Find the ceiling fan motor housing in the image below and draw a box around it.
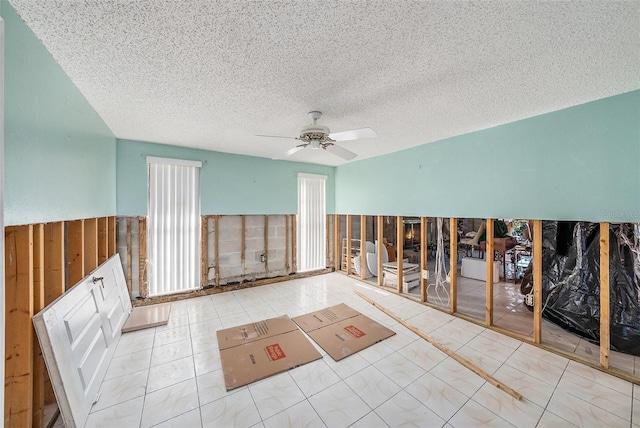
[299,124,332,143]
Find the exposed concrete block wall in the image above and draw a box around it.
[208,215,292,285]
[217,215,243,279]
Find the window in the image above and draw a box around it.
[297,173,326,272]
[147,157,201,296]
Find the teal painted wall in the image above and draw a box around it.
[336,90,640,222]
[117,139,335,215]
[2,1,116,226]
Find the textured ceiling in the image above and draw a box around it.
[9,0,640,166]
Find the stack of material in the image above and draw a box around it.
[383,261,420,292]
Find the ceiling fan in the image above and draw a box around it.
[258,111,377,161]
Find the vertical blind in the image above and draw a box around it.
[147,157,202,296]
[297,173,326,272]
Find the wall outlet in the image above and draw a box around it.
[422,269,429,279]
[260,254,266,262]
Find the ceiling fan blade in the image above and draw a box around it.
[325,144,357,161]
[328,127,377,142]
[272,145,306,160]
[256,134,297,139]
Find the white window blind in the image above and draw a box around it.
[147,157,202,296]
[297,173,326,272]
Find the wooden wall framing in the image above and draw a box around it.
[6,214,631,425]
[4,216,117,428]
[396,216,403,293]
[201,217,208,287]
[419,217,427,302]
[533,219,543,344]
[449,217,458,312]
[377,216,384,287]
[5,225,34,427]
[485,218,494,326]
[600,222,610,369]
[360,215,367,280]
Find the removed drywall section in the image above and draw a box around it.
[217,215,243,279]
[116,217,140,298]
[335,90,640,222]
[207,215,290,286]
[2,2,116,226]
[116,139,336,217]
[119,214,299,296]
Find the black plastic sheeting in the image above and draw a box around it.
[541,221,640,356]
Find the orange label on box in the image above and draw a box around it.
[344,325,366,338]
[265,344,286,361]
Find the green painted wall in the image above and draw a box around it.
[2,1,116,226]
[336,90,640,222]
[117,139,335,215]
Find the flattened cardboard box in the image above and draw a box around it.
[217,315,297,350]
[293,304,395,361]
[217,316,322,391]
[291,303,360,332]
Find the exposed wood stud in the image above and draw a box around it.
[67,219,85,286]
[334,215,340,271]
[32,224,45,428]
[98,217,109,265]
[533,219,543,344]
[377,216,384,287]
[285,215,290,273]
[346,215,352,275]
[201,216,208,287]
[355,290,522,401]
[108,216,117,257]
[241,215,246,273]
[214,215,220,287]
[360,215,367,280]
[138,217,148,297]
[485,218,494,326]
[396,216,403,293]
[600,222,610,369]
[43,222,64,404]
[84,217,98,274]
[292,214,297,272]
[449,217,458,312]
[44,222,65,304]
[264,215,269,271]
[126,218,132,297]
[326,214,331,268]
[420,217,427,303]
[5,225,34,427]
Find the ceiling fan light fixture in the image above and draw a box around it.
[259,110,374,161]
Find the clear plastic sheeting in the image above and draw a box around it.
[541,221,640,356]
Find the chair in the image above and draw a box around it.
[366,242,389,277]
[459,222,485,258]
[354,241,376,278]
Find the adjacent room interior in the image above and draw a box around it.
[2,1,639,427]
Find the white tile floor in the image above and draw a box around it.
[55,272,639,427]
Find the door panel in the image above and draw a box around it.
[33,255,132,428]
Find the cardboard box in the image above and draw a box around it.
[217,316,322,391]
[217,315,298,350]
[293,304,395,361]
[291,303,360,332]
